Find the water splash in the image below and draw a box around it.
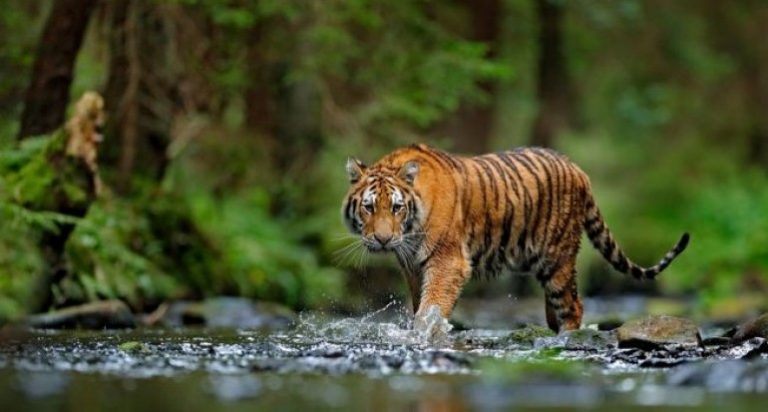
[288,301,452,347]
[414,305,453,346]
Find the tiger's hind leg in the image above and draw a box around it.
[538,260,583,332]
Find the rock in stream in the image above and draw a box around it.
[616,315,701,349]
[731,313,768,343]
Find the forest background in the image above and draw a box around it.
[1,0,767,322]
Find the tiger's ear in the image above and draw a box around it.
[346,157,366,184]
[399,160,419,185]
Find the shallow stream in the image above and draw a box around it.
[1,299,767,411]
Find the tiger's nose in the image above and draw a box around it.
[374,233,392,246]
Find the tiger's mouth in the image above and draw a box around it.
[362,236,402,253]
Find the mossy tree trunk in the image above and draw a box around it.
[18,0,98,139]
[8,93,104,312]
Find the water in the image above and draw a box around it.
[1,301,767,411]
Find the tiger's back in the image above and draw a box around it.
[342,144,689,332]
[456,148,591,280]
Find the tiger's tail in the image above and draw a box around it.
[583,196,689,279]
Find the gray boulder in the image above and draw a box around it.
[616,315,701,349]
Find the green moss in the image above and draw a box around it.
[503,324,556,347]
[118,341,147,353]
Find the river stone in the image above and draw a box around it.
[732,313,768,343]
[161,297,296,329]
[501,324,556,348]
[616,315,701,349]
[23,300,135,329]
[534,328,617,350]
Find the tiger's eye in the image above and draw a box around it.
[363,203,374,213]
[392,203,403,213]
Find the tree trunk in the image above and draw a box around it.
[444,0,501,154]
[18,0,98,139]
[102,0,173,194]
[530,0,573,147]
[244,25,277,137]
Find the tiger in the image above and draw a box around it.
[341,144,689,332]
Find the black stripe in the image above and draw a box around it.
[530,153,556,245]
[476,163,493,267]
[344,199,353,220]
[603,238,615,261]
[416,145,460,172]
[475,157,500,206]
[586,221,603,239]
[515,152,545,246]
[546,155,567,245]
[615,255,629,273]
[499,152,531,256]
[550,167,575,245]
[548,288,566,299]
[475,157,501,270]
[432,147,464,170]
[495,152,523,198]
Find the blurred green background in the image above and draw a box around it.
[1,0,767,323]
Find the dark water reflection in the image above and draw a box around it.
[2,370,767,412]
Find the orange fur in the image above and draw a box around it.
[342,144,689,332]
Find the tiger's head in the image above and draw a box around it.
[342,157,422,252]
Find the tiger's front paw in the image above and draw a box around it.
[413,305,452,344]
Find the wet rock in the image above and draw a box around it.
[501,324,555,348]
[593,317,624,331]
[700,336,731,347]
[741,339,768,360]
[454,329,514,350]
[23,300,135,329]
[668,359,768,392]
[161,297,296,329]
[534,329,617,351]
[616,315,701,350]
[732,313,768,343]
[569,343,709,368]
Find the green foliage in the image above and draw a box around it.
[0,212,42,322]
[0,1,49,139]
[185,186,345,309]
[3,0,768,320]
[670,171,768,307]
[65,198,184,307]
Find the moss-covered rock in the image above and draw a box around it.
[535,328,618,350]
[501,324,556,347]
